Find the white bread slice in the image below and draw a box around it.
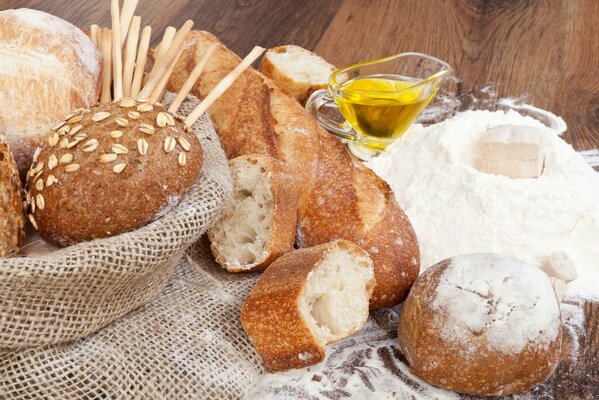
[260,45,335,105]
[208,154,297,272]
[240,240,375,372]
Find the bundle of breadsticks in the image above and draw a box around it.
[24,0,264,246]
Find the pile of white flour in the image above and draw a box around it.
[367,109,599,300]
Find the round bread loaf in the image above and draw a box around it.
[0,8,101,178]
[398,253,561,396]
[25,99,203,246]
[0,134,25,256]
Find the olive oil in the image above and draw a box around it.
[335,74,435,149]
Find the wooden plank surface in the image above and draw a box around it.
[2,0,598,398]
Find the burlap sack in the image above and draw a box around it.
[0,94,232,353]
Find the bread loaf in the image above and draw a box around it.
[0,9,102,178]
[0,134,25,256]
[259,45,335,105]
[208,154,297,272]
[398,253,562,396]
[166,31,420,308]
[241,239,375,372]
[25,99,202,246]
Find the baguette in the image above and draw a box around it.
[241,239,375,372]
[0,134,25,256]
[208,154,297,272]
[259,45,335,105]
[166,31,420,308]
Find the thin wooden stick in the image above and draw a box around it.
[119,0,138,47]
[184,46,265,127]
[100,28,113,103]
[90,24,100,47]
[130,25,151,99]
[111,0,123,101]
[138,20,194,100]
[168,43,218,114]
[149,40,187,103]
[155,26,176,65]
[122,16,140,98]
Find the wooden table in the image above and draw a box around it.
[4,0,598,398]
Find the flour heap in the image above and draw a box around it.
[367,109,599,300]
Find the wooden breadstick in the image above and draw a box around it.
[100,28,113,103]
[149,40,187,103]
[155,26,176,65]
[90,24,100,48]
[138,20,194,100]
[122,16,140,97]
[130,25,151,99]
[184,46,265,127]
[119,0,139,47]
[111,0,123,101]
[168,43,218,114]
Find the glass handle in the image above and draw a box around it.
[305,90,357,141]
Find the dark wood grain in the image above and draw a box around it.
[1,0,598,398]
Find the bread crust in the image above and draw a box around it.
[208,154,298,272]
[0,9,102,179]
[25,101,202,246]
[0,135,25,256]
[167,31,420,308]
[240,239,371,372]
[259,45,334,105]
[398,258,562,396]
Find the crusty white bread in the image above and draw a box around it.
[241,239,375,372]
[0,134,25,256]
[0,9,102,178]
[166,31,420,309]
[259,45,335,105]
[208,154,297,272]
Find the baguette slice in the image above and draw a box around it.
[260,45,335,105]
[208,154,297,272]
[241,239,375,372]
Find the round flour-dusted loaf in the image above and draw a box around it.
[25,99,203,246]
[0,8,102,177]
[0,134,25,256]
[398,253,562,396]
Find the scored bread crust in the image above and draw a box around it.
[208,154,297,272]
[240,239,374,372]
[398,258,562,396]
[166,31,420,309]
[259,45,335,105]
[0,135,25,256]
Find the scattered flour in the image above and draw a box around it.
[367,109,599,301]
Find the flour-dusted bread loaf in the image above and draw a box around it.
[0,9,102,178]
[260,45,335,105]
[0,134,25,256]
[398,253,562,396]
[166,31,420,309]
[241,240,375,372]
[25,99,203,246]
[208,154,297,272]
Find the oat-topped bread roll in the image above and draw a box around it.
[398,253,562,396]
[25,99,202,246]
[208,154,297,272]
[0,9,101,178]
[166,31,420,309]
[0,134,25,256]
[241,240,375,372]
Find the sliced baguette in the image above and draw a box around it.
[208,154,297,272]
[260,45,335,105]
[241,239,375,372]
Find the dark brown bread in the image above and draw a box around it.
[0,135,25,256]
[25,99,202,246]
[166,31,420,308]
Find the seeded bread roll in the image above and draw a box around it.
[208,154,297,272]
[0,134,25,256]
[25,99,202,246]
[241,239,375,372]
[398,253,562,396]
